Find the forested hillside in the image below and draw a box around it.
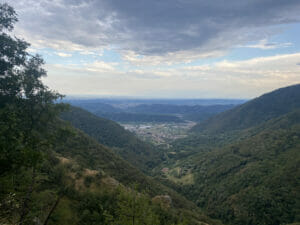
[52,123,218,225]
[1,119,219,225]
[61,106,164,171]
[157,86,300,225]
[192,84,300,134]
[163,110,300,224]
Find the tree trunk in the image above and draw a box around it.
[43,195,62,225]
[19,167,36,225]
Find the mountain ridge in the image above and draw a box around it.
[191,84,300,134]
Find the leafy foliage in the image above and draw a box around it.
[1,121,219,225]
[0,3,65,176]
[0,4,69,224]
[164,110,300,225]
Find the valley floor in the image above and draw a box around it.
[121,121,196,148]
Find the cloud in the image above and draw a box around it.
[120,49,225,66]
[242,39,293,50]
[55,52,72,57]
[7,0,300,56]
[42,52,300,98]
[85,60,119,72]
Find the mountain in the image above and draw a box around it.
[157,85,300,225]
[64,99,121,113]
[1,119,219,225]
[164,110,300,225]
[60,106,164,172]
[127,104,236,122]
[65,99,241,123]
[53,123,200,209]
[191,84,300,134]
[128,104,235,115]
[66,98,246,107]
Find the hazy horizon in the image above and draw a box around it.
[64,94,248,100]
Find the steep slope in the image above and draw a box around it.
[54,124,195,208]
[192,84,300,134]
[54,124,223,225]
[1,121,220,225]
[162,110,300,225]
[61,106,164,172]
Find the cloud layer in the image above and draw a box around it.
[4,0,300,98]
[7,0,300,55]
[43,53,300,98]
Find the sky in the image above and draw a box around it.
[3,0,300,99]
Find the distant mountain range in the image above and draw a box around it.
[65,98,242,123]
[65,98,246,106]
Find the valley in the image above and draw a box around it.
[1,3,300,225]
[61,85,300,225]
[121,121,196,148]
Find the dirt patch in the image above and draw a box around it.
[101,177,119,188]
[84,168,98,176]
[152,195,172,209]
[57,156,71,164]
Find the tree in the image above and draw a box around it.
[0,2,65,174]
[109,187,160,225]
[0,3,67,224]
